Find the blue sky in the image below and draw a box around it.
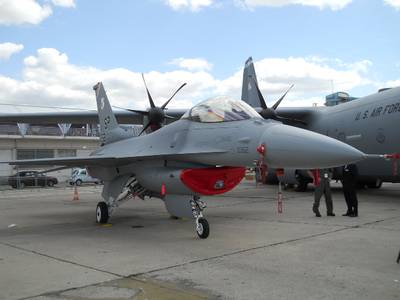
[0,0,399,110]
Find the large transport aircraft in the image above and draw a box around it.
[241,57,400,190]
[2,82,365,238]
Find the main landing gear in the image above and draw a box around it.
[190,196,209,239]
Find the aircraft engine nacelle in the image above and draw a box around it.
[277,168,313,192]
[279,168,300,185]
[135,166,246,196]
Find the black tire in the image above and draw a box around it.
[47,181,54,187]
[367,179,382,189]
[96,202,109,224]
[295,179,308,192]
[284,183,295,190]
[196,217,210,239]
[75,179,82,186]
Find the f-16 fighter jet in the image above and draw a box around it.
[5,83,365,238]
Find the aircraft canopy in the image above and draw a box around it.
[182,96,261,123]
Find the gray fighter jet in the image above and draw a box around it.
[242,57,400,190]
[3,82,365,238]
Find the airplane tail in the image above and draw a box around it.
[93,82,130,145]
[241,57,263,108]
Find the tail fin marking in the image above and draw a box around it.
[241,57,264,108]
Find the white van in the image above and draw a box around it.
[69,168,101,186]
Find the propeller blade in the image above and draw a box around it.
[251,77,268,109]
[142,73,156,108]
[112,106,149,115]
[164,114,176,119]
[161,82,187,109]
[130,109,149,115]
[272,84,294,110]
[139,122,152,136]
[276,115,307,126]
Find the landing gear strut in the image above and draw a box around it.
[190,196,209,239]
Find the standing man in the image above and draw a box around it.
[310,169,335,217]
[342,164,358,217]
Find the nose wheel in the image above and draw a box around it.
[96,202,109,224]
[196,217,209,239]
[190,196,209,239]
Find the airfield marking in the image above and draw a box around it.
[129,215,400,278]
[1,186,398,299]
[0,213,398,300]
[0,241,124,278]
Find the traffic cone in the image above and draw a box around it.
[72,185,79,201]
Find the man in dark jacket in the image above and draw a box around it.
[342,164,358,217]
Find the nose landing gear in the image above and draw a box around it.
[190,196,209,239]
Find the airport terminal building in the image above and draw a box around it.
[0,124,100,184]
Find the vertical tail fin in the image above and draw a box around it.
[241,57,263,108]
[93,82,129,145]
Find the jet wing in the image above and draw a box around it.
[6,156,117,167]
[4,149,227,167]
[0,109,188,125]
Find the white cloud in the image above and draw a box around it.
[237,0,353,10]
[0,0,52,25]
[52,0,76,8]
[169,57,213,71]
[0,48,377,111]
[0,42,24,60]
[0,48,218,110]
[0,0,76,26]
[216,56,372,107]
[385,79,400,87]
[384,0,400,10]
[165,0,214,11]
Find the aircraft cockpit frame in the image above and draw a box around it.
[181,96,262,123]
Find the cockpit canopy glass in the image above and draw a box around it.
[181,96,261,123]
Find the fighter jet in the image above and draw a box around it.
[3,82,365,238]
[242,57,400,190]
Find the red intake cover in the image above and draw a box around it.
[180,167,246,195]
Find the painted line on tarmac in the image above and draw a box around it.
[211,214,400,229]
[130,215,400,278]
[0,191,100,199]
[4,216,399,300]
[0,241,123,279]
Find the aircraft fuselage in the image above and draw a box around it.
[309,87,400,182]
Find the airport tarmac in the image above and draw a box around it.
[0,181,399,300]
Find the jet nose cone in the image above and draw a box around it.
[261,124,365,169]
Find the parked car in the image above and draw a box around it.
[69,168,101,186]
[8,171,58,189]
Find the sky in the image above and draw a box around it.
[0,0,399,111]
